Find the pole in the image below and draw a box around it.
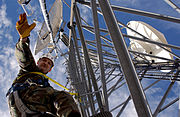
[74,3,104,112]
[91,0,109,111]
[97,0,153,116]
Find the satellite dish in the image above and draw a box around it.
[126,21,173,63]
[34,0,63,55]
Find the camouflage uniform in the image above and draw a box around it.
[7,38,80,117]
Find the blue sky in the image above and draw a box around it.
[0,0,180,117]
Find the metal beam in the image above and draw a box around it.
[71,24,95,116]
[160,97,179,112]
[82,25,180,51]
[79,1,180,24]
[116,96,131,117]
[164,0,180,13]
[74,3,104,112]
[111,4,180,24]
[123,34,180,51]
[129,50,175,62]
[117,20,180,60]
[81,16,180,61]
[97,0,153,117]
[78,1,180,60]
[68,39,87,117]
[91,0,109,111]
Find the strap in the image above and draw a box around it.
[6,83,29,97]
[14,72,78,96]
[30,72,78,96]
[13,72,31,83]
[31,72,70,91]
[13,91,38,116]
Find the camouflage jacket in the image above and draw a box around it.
[8,38,80,116]
[14,38,49,86]
[12,38,53,112]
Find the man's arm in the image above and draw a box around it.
[15,13,36,73]
[15,37,37,72]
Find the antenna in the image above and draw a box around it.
[127,21,173,63]
[34,0,63,55]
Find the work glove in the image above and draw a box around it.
[16,13,36,39]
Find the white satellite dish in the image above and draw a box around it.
[126,21,173,63]
[34,0,63,55]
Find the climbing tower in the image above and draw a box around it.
[65,0,180,117]
[20,0,180,116]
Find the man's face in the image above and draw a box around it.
[37,57,53,74]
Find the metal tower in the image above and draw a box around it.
[64,0,180,117]
[21,0,180,116]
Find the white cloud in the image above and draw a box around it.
[0,109,11,117]
[0,4,12,28]
[0,3,16,117]
[0,47,18,91]
[0,47,17,117]
[0,3,14,46]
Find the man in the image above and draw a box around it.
[7,13,81,117]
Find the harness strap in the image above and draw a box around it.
[13,91,57,117]
[9,73,80,116]
[15,72,78,96]
[30,72,70,91]
[13,91,40,117]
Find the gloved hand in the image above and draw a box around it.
[16,13,36,39]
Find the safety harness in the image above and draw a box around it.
[13,91,41,117]
[7,72,77,117]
